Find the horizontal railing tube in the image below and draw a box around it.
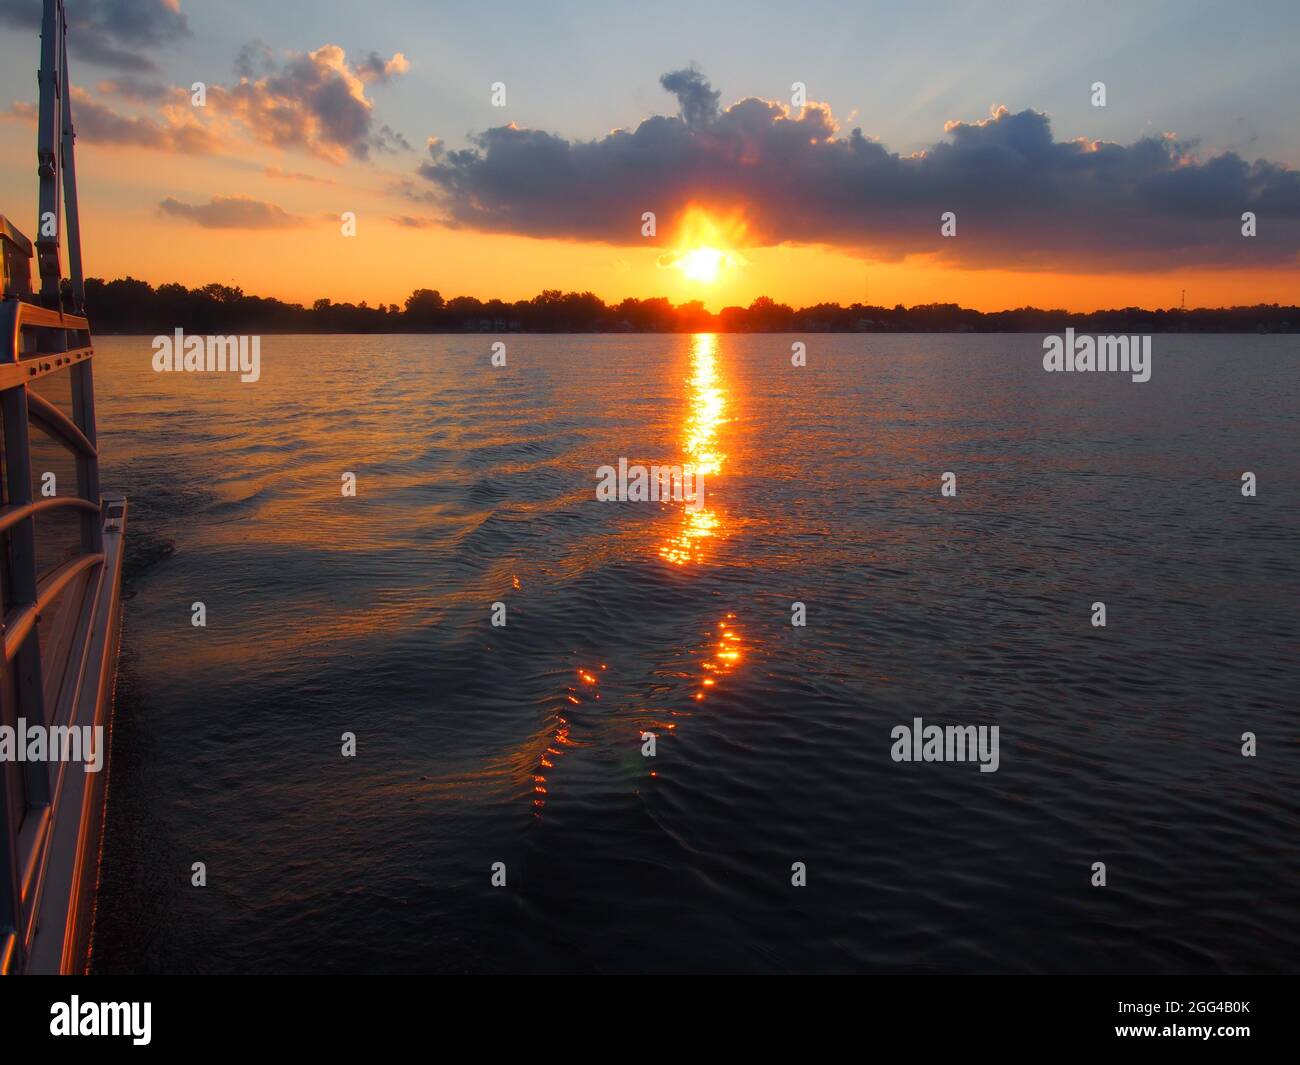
[0,495,98,536]
[2,551,104,664]
[25,390,96,459]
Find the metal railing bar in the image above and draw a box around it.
[1,550,103,664]
[24,390,97,458]
[0,348,92,391]
[0,496,98,535]
[1,302,90,365]
[15,305,88,332]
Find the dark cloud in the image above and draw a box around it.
[45,41,409,162]
[97,75,174,102]
[233,40,276,80]
[210,43,411,162]
[66,85,215,152]
[159,194,304,228]
[392,215,437,228]
[659,67,720,130]
[387,175,439,206]
[374,123,413,153]
[0,0,190,71]
[356,50,411,84]
[416,71,1300,270]
[7,30,408,165]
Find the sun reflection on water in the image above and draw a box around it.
[533,662,605,812]
[650,337,748,777]
[660,333,729,566]
[537,335,747,812]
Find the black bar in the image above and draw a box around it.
[0,975,1287,1051]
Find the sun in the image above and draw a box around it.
[660,204,749,286]
[679,247,726,283]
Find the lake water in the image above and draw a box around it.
[87,333,1300,973]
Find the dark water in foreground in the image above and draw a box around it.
[88,333,1299,974]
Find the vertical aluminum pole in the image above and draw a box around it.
[58,15,101,549]
[59,22,84,312]
[35,0,64,310]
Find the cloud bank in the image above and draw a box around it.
[417,68,1300,271]
[214,42,411,161]
[0,0,190,71]
[70,85,215,152]
[17,41,413,163]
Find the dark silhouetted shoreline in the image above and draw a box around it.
[83,278,1299,334]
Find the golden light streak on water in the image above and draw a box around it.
[660,333,728,566]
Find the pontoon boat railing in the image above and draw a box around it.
[0,0,111,975]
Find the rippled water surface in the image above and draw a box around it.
[88,333,1300,973]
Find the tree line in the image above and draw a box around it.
[82,277,1299,334]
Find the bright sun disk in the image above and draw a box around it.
[679,247,726,283]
